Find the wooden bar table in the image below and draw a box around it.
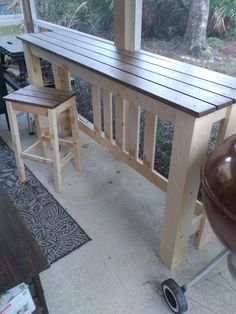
[18,30,236,269]
[0,186,49,313]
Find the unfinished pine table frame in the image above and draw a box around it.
[18,31,236,269]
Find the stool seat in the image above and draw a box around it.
[4,84,76,109]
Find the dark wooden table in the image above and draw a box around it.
[0,186,50,313]
[0,35,27,88]
[0,35,24,58]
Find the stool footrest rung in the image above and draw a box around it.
[61,150,77,168]
[21,152,53,165]
[42,136,74,148]
[59,139,75,148]
[23,140,42,154]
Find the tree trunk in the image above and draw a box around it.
[178,0,210,58]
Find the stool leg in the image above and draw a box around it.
[6,102,26,182]
[69,98,80,171]
[48,109,62,192]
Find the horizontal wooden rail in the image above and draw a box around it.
[21,152,53,165]
[0,14,23,26]
[33,18,112,44]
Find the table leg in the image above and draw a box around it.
[18,58,35,136]
[159,111,213,269]
[22,42,47,156]
[0,64,10,130]
[0,52,5,66]
[215,104,236,143]
[32,274,49,314]
[22,43,43,86]
[18,58,28,87]
[52,64,72,136]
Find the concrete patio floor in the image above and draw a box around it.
[1,113,236,314]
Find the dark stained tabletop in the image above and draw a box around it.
[0,186,49,295]
[18,31,236,117]
[0,34,24,58]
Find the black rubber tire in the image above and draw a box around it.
[161,279,188,314]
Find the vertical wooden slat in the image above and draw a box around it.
[22,42,43,86]
[128,104,140,159]
[115,95,125,149]
[92,84,101,134]
[22,42,48,155]
[103,90,113,140]
[124,99,130,152]
[143,111,157,169]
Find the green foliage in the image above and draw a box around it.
[141,0,236,40]
[35,0,114,36]
[6,0,20,13]
[142,0,190,39]
[206,59,235,74]
[171,34,182,44]
[36,0,65,23]
[36,0,88,27]
[0,0,20,14]
[0,25,22,35]
[226,27,236,38]
[72,76,93,122]
[155,118,173,178]
[59,2,89,29]
[207,37,224,47]
[209,0,236,36]
[89,0,114,32]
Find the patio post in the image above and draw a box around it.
[20,0,36,33]
[114,0,143,151]
[114,0,143,52]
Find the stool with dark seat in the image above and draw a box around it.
[4,84,80,192]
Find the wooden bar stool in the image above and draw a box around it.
[4,84,80,192]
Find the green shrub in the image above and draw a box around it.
[207,37,224,47]
[209,0,236,37]
[225,27,236,39]
[142,0,190,39]
[0,25,22,35]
